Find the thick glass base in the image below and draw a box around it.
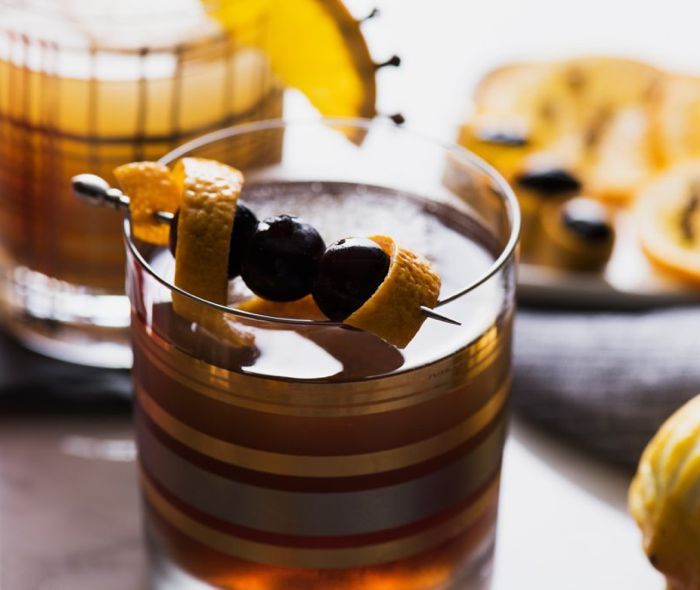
[145,516,496,590]
[0,264,132,368]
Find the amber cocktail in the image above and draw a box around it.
[0,1,280,366]
[126,120,519,589]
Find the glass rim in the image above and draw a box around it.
[0,1,243,55]
[123,116,521,327]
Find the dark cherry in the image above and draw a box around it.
[227,202,259,278]
[241,215,325,301]
[312,238,390,321]
[516,168,581,195]
[168,202,259,279]
[561,197,613,241]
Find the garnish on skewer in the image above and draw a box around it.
[113,162,180,245]
[117,158,255,347]
[75,159,452,348]
[241,215,326,302]
[339,236,441,349]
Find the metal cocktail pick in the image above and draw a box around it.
[71,174,461,327]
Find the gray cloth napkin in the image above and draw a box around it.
[512,306,700,466]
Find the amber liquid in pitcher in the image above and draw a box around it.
[0,3,281,364]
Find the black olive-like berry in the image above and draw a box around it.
[561,197,613,241]
[312,237,390,321]
[168,202,259,279]
[517,168,581,195]
[241,215,325,301]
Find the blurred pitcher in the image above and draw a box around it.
[0,0,282,366]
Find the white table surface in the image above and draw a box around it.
[494,419,662,589]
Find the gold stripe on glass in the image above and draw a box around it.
[142,472,499,569]
[136,378,509,477]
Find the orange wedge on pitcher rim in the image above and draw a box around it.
[208,0,377,121]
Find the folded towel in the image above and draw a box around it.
[512,306,700,466]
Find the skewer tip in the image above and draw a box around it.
[420,306,461,326]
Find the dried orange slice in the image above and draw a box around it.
[209,0,376,120]
[629,394,700,589]
[637,161,700,283]
[650,74,700,167]
[466,57,660,201]
[113,162,180,245]
[457,123,530,183]
[471,62,568,147]
[171,157,253,347]
[583,106,655,203]
[560,57,659,120]
[346,236,441,348]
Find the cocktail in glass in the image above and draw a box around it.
[124,119,519,589]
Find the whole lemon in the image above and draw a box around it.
[629,395,700,590]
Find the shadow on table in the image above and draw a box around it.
[509,416,635,515]
[0,331,132,414]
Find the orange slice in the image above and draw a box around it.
[457,123,530,183]
[471,61,568,146]
[113,162,180,245]
[560,57,660,121]
[637,161,700,283]
[466,57,660,200]
[171,157,253,346]
[583,106,655,203]
[650,74,700,167]
[208,0,376,120]
[346,236,441,348]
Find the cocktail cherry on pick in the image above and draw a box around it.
[241,215,326,302]
[312,237,390,320]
